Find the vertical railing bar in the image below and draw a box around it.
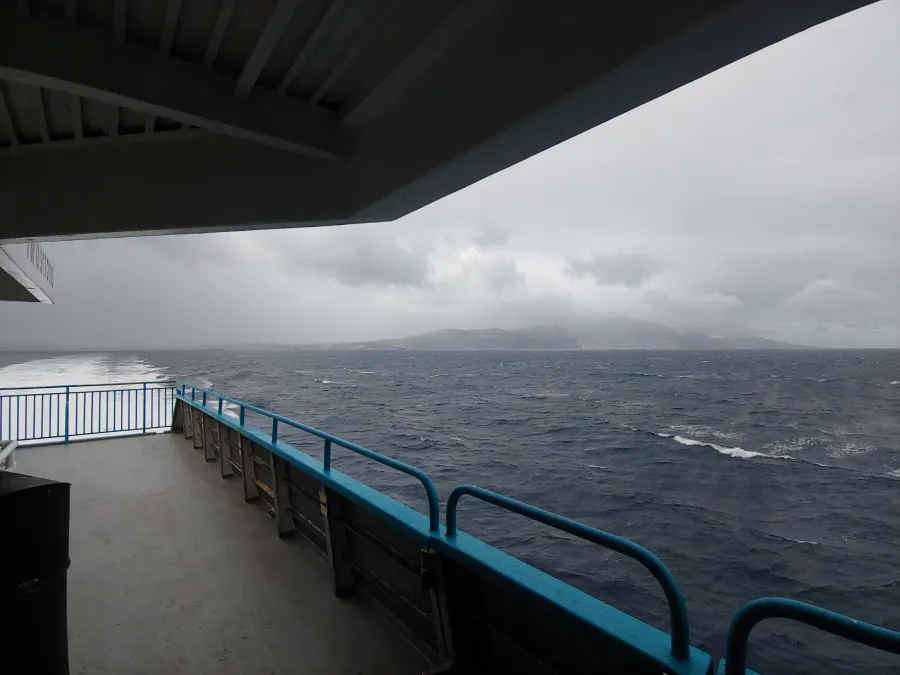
[29,394,34,440]
[272,418,278,444]
[240,406,245,426]
[324,439,332,471]
[64,386,70,444]
[142,383,147,434]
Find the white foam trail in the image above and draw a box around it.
[891,381,899,386]
[586,464,608,469]
[887,468,900,479]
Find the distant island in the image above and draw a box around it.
[303,320,811,351]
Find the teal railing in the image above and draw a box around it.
[0,380,177,444]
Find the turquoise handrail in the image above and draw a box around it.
[178,382,441,532]
[445,483,691,661]
[722,597,900,674]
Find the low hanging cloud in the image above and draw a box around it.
[567,252,659,287]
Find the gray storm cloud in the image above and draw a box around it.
[1,1,898,350]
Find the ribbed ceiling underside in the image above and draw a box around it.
[0,0,457,149]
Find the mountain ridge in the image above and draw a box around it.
[307,320,811,350]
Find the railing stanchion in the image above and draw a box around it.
[191,387,196,401]
[64,386,70,444]
[218,398,223,414]
[272,419,278,444]
[142,383,147,434]
[324,439,332,471]
[240,406,245,426]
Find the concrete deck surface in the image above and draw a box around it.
[17,433,430,675]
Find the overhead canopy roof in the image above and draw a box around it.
[0,0,876,247]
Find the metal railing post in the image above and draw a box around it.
[63,386,70,444]
[239,406,245,426]
[271,419,278,444]
[142,383,147,434]
[323,439,332,471]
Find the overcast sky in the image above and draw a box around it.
[2,1,898,350]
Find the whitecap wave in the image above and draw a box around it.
[670,435,766,459]
[668,424,741,441]
[886,468,900,479]
[891,381,899,386]
[586,464,608,469]
[660,433,795,461]
[772,534,819,545]
[828,442,875,459]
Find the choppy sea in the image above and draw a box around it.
[2,349,898,674]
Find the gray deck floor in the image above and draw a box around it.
[17,433,430,675]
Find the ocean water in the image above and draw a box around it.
[2,349,899,673]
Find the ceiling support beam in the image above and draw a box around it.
[310,0,400,106]
[236,0,301,97]
[35,87,50,142]
[202,0,237,68]
[0,86,18,146]
[160,0,182,55]
[340,0,496,127]
[0,135,347,240]
[277,0,347,95]
[0,9,344,160]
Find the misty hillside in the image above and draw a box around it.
[312,320,810,350]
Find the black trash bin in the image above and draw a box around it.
[0,471,71,675]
